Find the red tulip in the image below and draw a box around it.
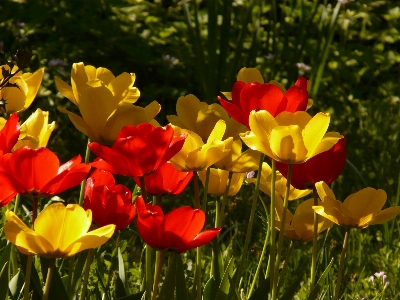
[0,113,20,154]
[276,137,346,190]
[217,77,308,128]
[89,123,187,177]
[134,163,193,196]
[135,196,221,253]
[0,147,90,198]
[84,169,136,231]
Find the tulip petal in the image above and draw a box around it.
[275,111,311,130]
[57,106,93,140]
[302,112,330,154]
[23,68,44,111]
[367,207,400,226]
[343,188,386,220]
[95,67,115,84]
[270,125,308,163]
[175,95,207,133]
[217,97,248,128]
[284,85,308,113]
[108,72,138,104]
[207,120,226,144]
[71,63,89,103]
[55,76,77,105]
[309,132,343,158]
[180,228,221,253]
[237,68,264,84]
[248,110,277,148]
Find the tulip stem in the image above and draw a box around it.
[140,179,152,300]
[334,227,350,300]
[272,163,292,299]
[235,154,264,290]
[310,185,319,292]
[81,248,94,300]
[42,258,55,300]
[152,251,165,300]
[269,160,277,294]
[32,197,38,229]
[193,172,200,208]
[201,167,211,212]
[217,171,233,227]
[23,255,33,300]
[140,176,149,203]
[79,139,91,206]
[247,196,270,298]
[67,257,74,295]
[13,193,21,214]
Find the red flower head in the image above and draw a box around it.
[0,147,90,199]
[217,77,308,128]
[134,163,193,197]
[84,169,136,231]
[135,196,221,253]
[89,123,187,177]
[276,137,346,190]
[0,113,20,154]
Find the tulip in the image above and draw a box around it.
[89,123,186,177]
[0,68,44,113]
[56,62,160,145]
[275,196,333,242]
[13,108,56,150]
[169,120,233,172]
[135,196,221,253]
[198,168,245,197]
[84,169,136,231]
[240,110,343,164]
[134,162,193,197]
[0,113,20,154]
[276,137,346,190]
[4,203,115,258]
[167,94,246,142]
[314,181,400,228]
[220,68,265,100]
[246,162,311,200]
[0,147,90,198]
[218,76,308,128]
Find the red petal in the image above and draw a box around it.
[178,228,221,253]
[218,96,249,128]
[0,113,20,154]
[284,85,308,113]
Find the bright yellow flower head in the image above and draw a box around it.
[56,63,160,145]
[240,110,342,164]
[246,162,311,200]
[0,67,44,113]
[169,120,233,171]
[198,168,245,197]
[214,139,261,173]
[167,94,246,142]
[275,196,333,242]
[13,108,55,150]
[314,181,400,229]
[4,203,115,258]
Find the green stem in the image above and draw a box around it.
[152,251,165,300]
[13,194,20,214]
[42,258,55,300]
[277,241,295,292]
[140,177,152,299]
[334,228,350,300]
[235,154,265,289]
[193,172,200,209]
[67,256,75,295]
[310,185,319,292]
[106,231,122,289]
[80,249,94,300]
[23,255,33,300]
[247,196,270,298]
[269,160,277,293]
[79,139,91,206]
[217,171,233,227]
[272,163,292,300]
[201,168,211,213]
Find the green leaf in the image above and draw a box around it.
[115,276,128,298]
[248,278,270,300]
[307,258,334,300]
[40,257,69,300]
[19,253,43,299]
[203,277,217,300]
[118,247,126,287]
[279,273,304,300]
[0,262,9,300]
[215,256,235,300]
[96,268,111,300]
[227,276,240,300]
[0,243,12,271]
[9,270,24,300]
[159,254,177,300]
[70,251,88,300]
[117,292,145,300]
[175,254,188,300]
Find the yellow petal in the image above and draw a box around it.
[84,65,97,81]
[302,112,330,155]
[237,68,264,84]
[175,94,207,132]
[275,111,311,130]
[22,68,44,111]
[308,132,343,158]
[270,125,308,163]
[62,224,115,257]
[71,62,89,103]
[55,76,77,105]
[229,149,262,173]
[268,80,286,93]
[315,181,337,201]
[108,72,138,104]
[3,78,27,112]
[57,106,94,140]
[207,120,226,144]
[249,110,277,145]
[4,211,54,256]
[343,188,387,220]
[221,92,232,101]
[144,100,161,120]
[95,67,115,84]
[240,131,272,158]
[367,207,400,226]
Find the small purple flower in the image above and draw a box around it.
[246,171,255,179]
[265,53,275,60]
[374,271,385,278]
[384,281,390,288]
[48,58,68,68]
[368,275,374,283]
[382,274,388,283]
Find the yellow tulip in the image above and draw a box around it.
[240,110,342,164]
[169,120,233,171]
[198,168,245,196]
[314,181,400,228]
[4,203,115,258]
[275,196,333,242]
[214,139,261,173]
[0,67,44,113]
[56,63,160,145]
[167,94,246,142]
[13,108,55,150]
[246,162,311,200]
